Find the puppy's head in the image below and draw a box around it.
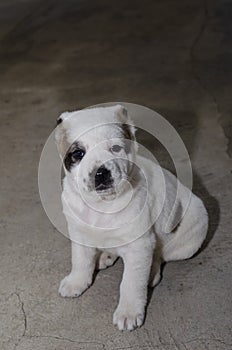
[55,105,137,198]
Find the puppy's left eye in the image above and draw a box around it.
[111,145,123,153]
[71,149,85,161]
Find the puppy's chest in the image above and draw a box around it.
[78,200,139,229]
[63,190,142,230]
[80,204,113,228]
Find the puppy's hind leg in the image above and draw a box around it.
[162,197,208,262]
[97,251,118,270]
[149,258,162,287]
[149,236,163,287]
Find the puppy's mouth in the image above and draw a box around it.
[95,182,114,193]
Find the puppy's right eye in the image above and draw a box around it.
[111,144,123,153]
[71,149,85,161]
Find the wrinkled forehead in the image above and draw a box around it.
[63,106,125,144]
[75,124,125,149]
[55,105,136,157]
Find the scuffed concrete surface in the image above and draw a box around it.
[0,0,231,349]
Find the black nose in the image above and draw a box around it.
[95,165,112,189]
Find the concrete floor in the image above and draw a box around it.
[0,0,232,349]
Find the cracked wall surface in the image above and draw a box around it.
[0,0,231,349]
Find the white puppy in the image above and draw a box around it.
[55,105,208,331]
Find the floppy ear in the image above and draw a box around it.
[55,111,72,158]
[56,111,71,126]
[115,105,138,152]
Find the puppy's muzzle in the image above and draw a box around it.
[95,165,113,191]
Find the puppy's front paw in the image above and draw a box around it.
[113,304,145,331]
[59,274,90,298]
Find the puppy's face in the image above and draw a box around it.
[55,105,137,198]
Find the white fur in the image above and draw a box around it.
[55,105,208,331]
